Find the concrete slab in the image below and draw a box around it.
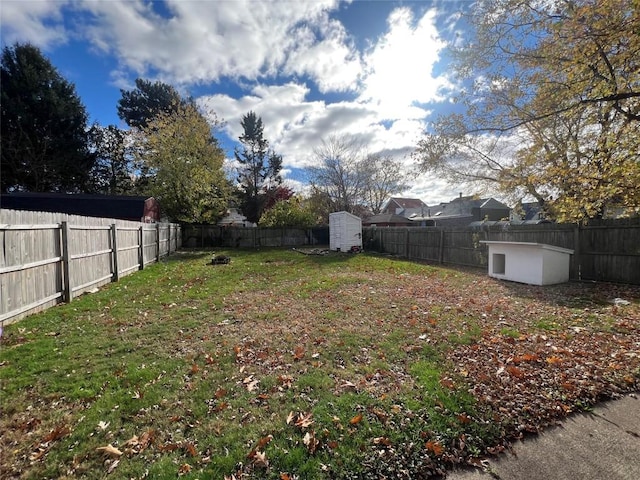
[447,394,640,480]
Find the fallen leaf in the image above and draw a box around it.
[96,444,123,457]
[293,346,305,361]
[286,411,295,425]
[546,356,563,365]
[426,440,444,456]
[303,431,319,454]
[294,412,314,429]
[252,451,269,468]
[43,425,70,442]
[215,387,227,398]
[183,442,197,457]
[373,436,392,446]
[506,365,525,379]
[256,435,273,449]
[349,413,363,425]
[107,458,120,474]
[97,421,110,431]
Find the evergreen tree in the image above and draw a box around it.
[117,78,191,129]
[1,43,93,193]
[234,111,283,224]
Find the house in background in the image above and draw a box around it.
[512,201,547,222]
[409,194,511,226]
[0,192,160,222]
[362,213,414,227]
[381,197,429,219]
[217,208,255,227]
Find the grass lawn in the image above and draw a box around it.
[1,248,639,479]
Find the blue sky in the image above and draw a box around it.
[1,0,474,204]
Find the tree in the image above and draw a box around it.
[234,111,283,224]
[304,187,334,225]
[117,78,190,129]
[361,153,409,214]
[87,124,136,195]
[413,0,640,222]
[263,185,295,211]
[306,134,367,215]
[135,103,229,223]
[259,197,315,228]
[1,43,94,193]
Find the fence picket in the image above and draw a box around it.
[0,209,181,325]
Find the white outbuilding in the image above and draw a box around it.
[329,211,362,252]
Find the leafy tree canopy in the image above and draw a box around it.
[135,103,229,223]
[413,0,640,223]
[259,197,315,228]
[87,124,136,195]
[1,43,94,193]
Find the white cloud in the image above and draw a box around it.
[359,7,451,120]
[75,0,345,87]
[283,16,363,93]
[0,0,69,48]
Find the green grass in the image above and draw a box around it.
[1,248,638,479]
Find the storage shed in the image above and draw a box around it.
[480,241,574,285]
[329,211,362,252]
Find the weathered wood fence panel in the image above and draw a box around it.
[182,225,329,248]
[363,219,640,285]
[0,209,182,325]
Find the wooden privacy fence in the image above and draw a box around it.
[182,224,329,248]
[363,219,640,285]
[0,209,181,325]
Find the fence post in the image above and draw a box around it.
[156,223,160,262]
[139,225,144,270]
[61,221,72,303]
[439,229,445,264]
[111,224,120,282]
[404,228,410,258]
[573,224,581,280]
[167,224,171,256]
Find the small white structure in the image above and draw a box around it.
[218,208,255,228]
[329,211,362,252]
[480,241,574,285]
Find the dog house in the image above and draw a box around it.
[480,241,574,285]
[329,211,362,252]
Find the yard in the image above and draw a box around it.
[1,248,639,479]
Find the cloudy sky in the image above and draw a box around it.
[1,0,475,205]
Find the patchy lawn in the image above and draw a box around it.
[1,249,638,479]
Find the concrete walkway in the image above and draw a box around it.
[447,394,640,480]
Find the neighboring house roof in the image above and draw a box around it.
[386,197,427,210]
[408,195,511,225]
[382,197,429,217]
[431,196,510,217]
[519,202,546,221]
[0,192,159,222]
[363,213,413,226]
